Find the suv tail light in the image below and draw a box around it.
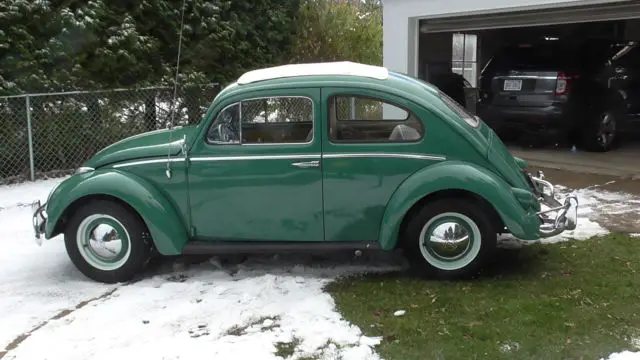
[555,73,578,95]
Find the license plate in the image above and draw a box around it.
[503,79,522,91]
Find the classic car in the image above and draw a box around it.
[31,61,578,284]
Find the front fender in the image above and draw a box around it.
[45,170,189,255]
[378,161,541,250]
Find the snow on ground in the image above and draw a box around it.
[0,177,638,359]
[602,351,640,360]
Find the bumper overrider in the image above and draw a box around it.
[31,200,47,246]
[529,171,578,238]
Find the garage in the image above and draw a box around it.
[383,0,640,175]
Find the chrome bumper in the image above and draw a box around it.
[529,171,578,238]
[31,200,47,246]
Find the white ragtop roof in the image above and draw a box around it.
[236,61,389,85]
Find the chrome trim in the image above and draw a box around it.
[292,160,320,168]
[191,154,319,162]
[529,175,579,238]
[31,200,47,245]
[113,158,185,168]
[75,166,95,174]
[322,153,446,161]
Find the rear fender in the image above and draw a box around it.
[45,170,189,255]
[378,160,541,250]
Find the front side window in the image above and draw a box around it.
[242,97,313,144]
[329,95,424,142]
[206,96,314,144]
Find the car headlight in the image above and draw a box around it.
[75,166,94,175]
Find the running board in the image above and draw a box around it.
[182,241,381,255]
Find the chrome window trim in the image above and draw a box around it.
[206,95,315,146]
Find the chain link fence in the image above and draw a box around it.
[0,84,221,185]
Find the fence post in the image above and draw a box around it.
[25,95,35,181]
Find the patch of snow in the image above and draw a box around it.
[499,341,520,353]
[602,351,640,360]
[0,178,402,359]
[500,184,639,247]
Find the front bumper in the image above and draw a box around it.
[529,171,578,238]
[31,200,47,245]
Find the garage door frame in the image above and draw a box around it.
[419,1,640,33]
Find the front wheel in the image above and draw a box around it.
[402,198,497,280]
[64,200,152,283]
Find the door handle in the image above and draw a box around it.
[291,160,320,168]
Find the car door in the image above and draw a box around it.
[187,88,324,242]
[320,87,444,242]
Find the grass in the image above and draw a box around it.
[327,234,640,360]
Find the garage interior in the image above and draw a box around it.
[417,2,640,178]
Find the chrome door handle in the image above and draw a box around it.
[291,160,320,168]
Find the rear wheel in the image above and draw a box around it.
[64,200,152,283]
[402,199,497,280]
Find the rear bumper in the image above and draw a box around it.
[477,103,567,131]
[529,171,578,238]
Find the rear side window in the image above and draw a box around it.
[329,95,424,143]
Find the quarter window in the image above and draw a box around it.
[329,95,424,142]
[206,96,314,144]
[207,103,241,144]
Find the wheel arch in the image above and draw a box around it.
[377,161,541,250]
[45,170,189,255]
[397,188,505,243]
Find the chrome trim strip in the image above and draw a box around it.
[322,153,446,161]
[113,152,446,167]
[191,154,320,162]
[113,158,185,168]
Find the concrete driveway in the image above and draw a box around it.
[509,142,640,179]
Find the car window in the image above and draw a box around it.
[241,97,313,144]
[206,103,241,144]
[437,90,479,128]
[206,96,314,144]
[329,95,424,143]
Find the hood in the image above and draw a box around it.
[84,126,198,168]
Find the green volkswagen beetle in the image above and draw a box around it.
[31,62,578,283]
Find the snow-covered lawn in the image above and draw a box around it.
[0,177,638,359]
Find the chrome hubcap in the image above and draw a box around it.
[418,212,482,271]
[428,222,471,260]
[76,214,131,271]
[597,112,616,147]
[88,223,123,260]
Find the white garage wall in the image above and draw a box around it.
[383,0,630,76]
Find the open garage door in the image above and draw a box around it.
[420,1,640,33]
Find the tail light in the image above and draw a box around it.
[555,73,579,95]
